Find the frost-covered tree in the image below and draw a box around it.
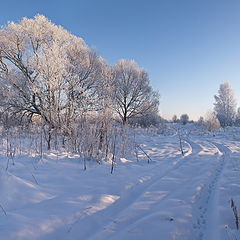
[111,59,159,124]
[205,111,220,132]
[180,114,189,125]
[63,42,105,131]
[214,82,236,127]
[0,15,77,124]
[0,15,106,149]
[0,15,106,148]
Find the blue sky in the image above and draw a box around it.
[1,0,240,120]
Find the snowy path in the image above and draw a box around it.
[191,142,231,240]
[65,138,235,240]
[0,134,239,240]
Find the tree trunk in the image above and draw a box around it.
[47,129,52,150]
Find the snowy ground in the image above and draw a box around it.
[0,126,240,240]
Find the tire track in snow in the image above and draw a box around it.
[71,139,204,240]
[183,138,203,156]
[107,140,232,240]
[191,141,231,240]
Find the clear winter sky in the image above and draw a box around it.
[1,0,240,120]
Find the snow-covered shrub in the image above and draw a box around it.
[129,112,162,128]
[205,112,221,132]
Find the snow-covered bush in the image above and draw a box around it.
[205,112,221,132]
[128,112,162,128]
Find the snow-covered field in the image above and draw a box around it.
[0,126,240,240]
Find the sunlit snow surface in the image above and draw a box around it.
[0,125,240,240]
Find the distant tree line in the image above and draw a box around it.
[172,114,191,125]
